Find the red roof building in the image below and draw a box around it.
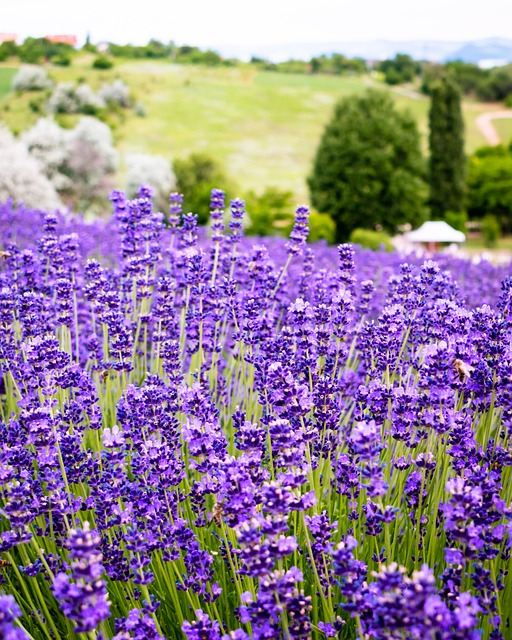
[0,33,18,44]
[45,35,77,47]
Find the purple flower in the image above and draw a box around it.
[0,595,29,640]
[210,188,225,242]
[113,607,164,640]
[286,205,310,256]
[182,609,221,640]
[52,522,110,633]
[228,198,245,243]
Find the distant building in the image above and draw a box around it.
[0,33,18,44]
[45,35,77,47]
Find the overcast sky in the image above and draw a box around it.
[3,0,512,49]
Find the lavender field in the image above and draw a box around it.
[0,188,511,639]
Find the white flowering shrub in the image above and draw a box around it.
[75,83,105,111]
[12,65,53,91]
[0,125,62,209]
[125,153,176,210]
[47,83,104,114]
[69,118,118,173]
[65,117,118,209]
[21,118,72,191]
[21,117,117,210]
[47,83,80,114]
[99,79,131,107]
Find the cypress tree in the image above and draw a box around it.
[428,74,466,218]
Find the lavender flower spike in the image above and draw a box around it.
[286,205,310,256]
[0,596,29,640]
[52,522,110,633]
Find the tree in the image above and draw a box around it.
[428,74,466,218]
[308,90,428,242]
[466,145,512,233]
[174,153,233,225]
[379,54,419,85]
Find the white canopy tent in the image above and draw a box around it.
[407,221,466,244]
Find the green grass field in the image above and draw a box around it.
[0,58,506,200]
[0,67,17,99]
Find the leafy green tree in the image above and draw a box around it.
[145,39,170,59]
[428,74,466,218]
[307,90,428,242]
[477,65,512,102]
[0,41,18,61]
[379,54,419,85]
[444,61,487,96]
[466,145,512,232]
[174,153,234,225]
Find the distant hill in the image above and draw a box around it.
[444,38,512,67]
[217,38,512,66]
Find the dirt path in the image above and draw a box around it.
[476,110,512,145]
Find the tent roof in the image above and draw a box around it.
[407,221,466,243]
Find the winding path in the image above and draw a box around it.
[476,110,512,145]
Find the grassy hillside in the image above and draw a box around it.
[0,67,17,99]
[0,57,504,200]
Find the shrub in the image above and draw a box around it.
[0,124,61,209]
[308,211,336,243]
[92,55,113,69]
[125,153,176,212]
[349,227,394,251]
[19,116,118,212]
[134,102,146,117]
[47,83,104,115]
[51,52,72,66]
[481,214,501,248]
[47,83,81,114]
[11,65,53,91]
[245,187,295,236]
[29,98,43,113]
[21,118,72,191]
[64,117,118,210]
[174,153,232,224]
[75,83,105,112]
[99,79,131,107]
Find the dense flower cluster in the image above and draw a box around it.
[0,192,511,640]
